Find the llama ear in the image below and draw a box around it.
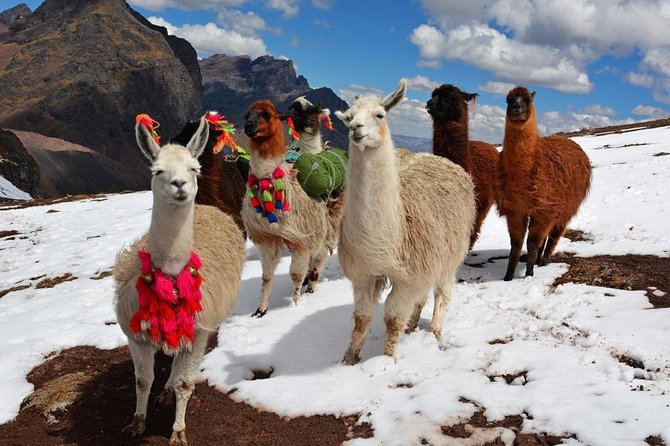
[462,92,479,103]
[320,108,331,118]
[186,116,209,159]
[530,91,536,101]
[334,110,346,122]
[382,79,407,111]
[136,121,160,162]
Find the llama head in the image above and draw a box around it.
[136,116,209,205]
[244,100,283,139]
[288,96,330,136]
[335,79,406,152]
[426,84,478,123]
[506,87,536,122]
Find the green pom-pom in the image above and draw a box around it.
[262,190,273,202]
[246,189,255,198]
[274,178,285,190]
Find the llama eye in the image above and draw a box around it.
[152,170,164,176]
[376,113,384,119]
[191,168,200,174]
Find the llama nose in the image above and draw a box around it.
[244,121,256,137]
[171,179,186,189]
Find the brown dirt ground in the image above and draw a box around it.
[1,223,668,444]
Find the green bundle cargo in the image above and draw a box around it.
[294,147,348,199]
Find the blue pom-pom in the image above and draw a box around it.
[267,212,278,224]
[275,200,283,210]
[255,206,263,213]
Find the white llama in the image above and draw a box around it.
[334,79,476,364]
[113,117,245,445]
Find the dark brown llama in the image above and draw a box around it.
[426,84,499,248]
[496,86,591,281]
[171,116,247,234]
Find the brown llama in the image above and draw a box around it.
[170,113,248,234]
[496,86,591,281]
[242,100,337,317]
[427,84,499,248]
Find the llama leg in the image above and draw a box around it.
[169,330,209,446]
[122,340,155,436]
[540,223,566,265]
[343,277,384,365]
[525,219,553,277]
[503,214,529,281]
[305,244,329,293]
[430,264,458,341]
[289,247,311,305]
[384,283,426,357]
[405,302,425,334]
[253,240,282,317]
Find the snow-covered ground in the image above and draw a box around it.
[0,126,668,445]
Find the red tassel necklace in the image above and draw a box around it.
[129,249,203,354]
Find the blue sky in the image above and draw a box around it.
[14,0,670,142]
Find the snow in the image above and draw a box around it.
[0,173,31,200]
[0,126,669,445]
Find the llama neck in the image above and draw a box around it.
[501,110,539,174]
[295,131,322,154]
[249,131,287,177]
[432,120,473,173]
[344,137,403,252]
[147,198,195,277]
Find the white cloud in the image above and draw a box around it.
[405,75,440,93]
[469,103,506,143]
[477,81,516,95]
[216,10,274,37]
[632,105,670,119]
[581,104,617,117]
[312,0,332,9]
[416,59,443,69]
[410,23,592,93]
[626,72,655,88]
[387,98,434,139]
[148,17,268,58]
[130,0,243,12]
[538,111,636,135]
[413,0,670,98]
[267,0,300,16]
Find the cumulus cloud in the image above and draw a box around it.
[405,75,440,93]
[216,10,275,36]
[581,104,618,117]
[267,0,300,16]
[413,0,670,98]
[130,0,243,12]
[410,24,592,93]
[148,17,268,58]
[632,105,670,119]
[478,81,516,95]
[626,72,655,88]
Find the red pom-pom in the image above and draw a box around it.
[274,190,284,201]
[264,201,275,212]
[259,179,271,190]
[250,196,261,208]
[272,167,285,179]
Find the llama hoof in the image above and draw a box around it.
[503,274,514,281]
[305,283,315,293]
[342,351,360,366]
[537,258,548,267]
[121,415,145,437]
[251,307,267,318]
[155,387,174,407]
[169,429,188,446]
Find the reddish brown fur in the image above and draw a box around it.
[427,84,499,248]
[496,86,591,280]
[245,100,287,159]
[170,121,246,233]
